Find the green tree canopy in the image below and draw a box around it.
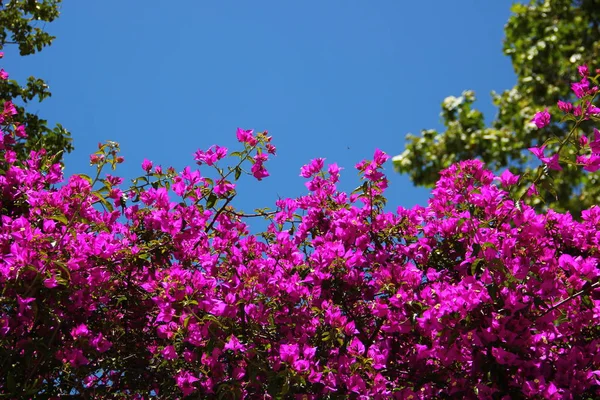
[393,0,600,215]
[0,0,72,163]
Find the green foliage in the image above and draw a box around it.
[393,0,600,215]
[0,0,73,162]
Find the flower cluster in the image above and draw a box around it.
[1,64,600,399]
[529,65,600,173]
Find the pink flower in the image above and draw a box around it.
[543,152,562,171]
[347,374,366,393]
[572,78,590,98]
[0,69,8,80]
[373,148,390,166]
[71,323,90,339]
[531,108,551,128]
[194,145,228,166]
[527,183,539,197]
[590,129,600,153]
[90,333,112,353]
[161,345,178,360]
[578,154,600,172]
[142,159,153,172]
[499,169,520,186]
[347,337,365,357]
[83,375,98,388]
[327,163,342,183]
[214,179,235,196]
[491,347,518,365]
[280,343,299,364]
[557,100,573,113]
[43,275,59,288]
[587,103,600,116]
[3,101,17,116]
[175,370,199,396]
[529,145,562,170]
[300,158,325,178]
[236,128,258,146]
[57,348,89,368]
[223,335,246,352]
[251,153,269,180]
[292,359,310,373]
[14,124,26,138]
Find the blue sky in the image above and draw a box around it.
[5,1,516,222]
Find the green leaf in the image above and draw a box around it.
[470,258,484,276]
[78,174,94,185]
[93,192,114,212]
[6,372,16,393]
[206,193,217,209]
[48,214,68,225]
[54,260,71,283]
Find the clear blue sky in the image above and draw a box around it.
[5,1,517,221]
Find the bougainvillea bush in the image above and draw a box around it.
[1,61,600,399]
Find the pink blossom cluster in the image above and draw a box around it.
[529,64,600,173]
[1,64,600,399]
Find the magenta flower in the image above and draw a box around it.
[223,335,246,352]
[589,129,600,153]
[251,153,269,180]
[587,104,600,116]
[141,158,153,172]
[347,337,365,357]
[543,152,562,171]
[491,347,518,365]
[347,374,366,394]
[175,370,199,396]
[90,333,112,353]
[526,182,539,196]
[529,145,562,170]
[43,275,59,289]
[3,101,17,116]
[83,375,98,388]
[70,323,90,339]
[236,127,258,146]
[300,158,325,178]
[531,108,551,128]
[557,100,573,113]
[214,179,235,196]
[578,154,600,172]
[373,148,390,166]
[161,345,178,360]
[57,348,89,368]
[292,359,310,373]
[572,78,590,98]
[279,343,300,364]
[499,169,520,186]
[194,145,228,166]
